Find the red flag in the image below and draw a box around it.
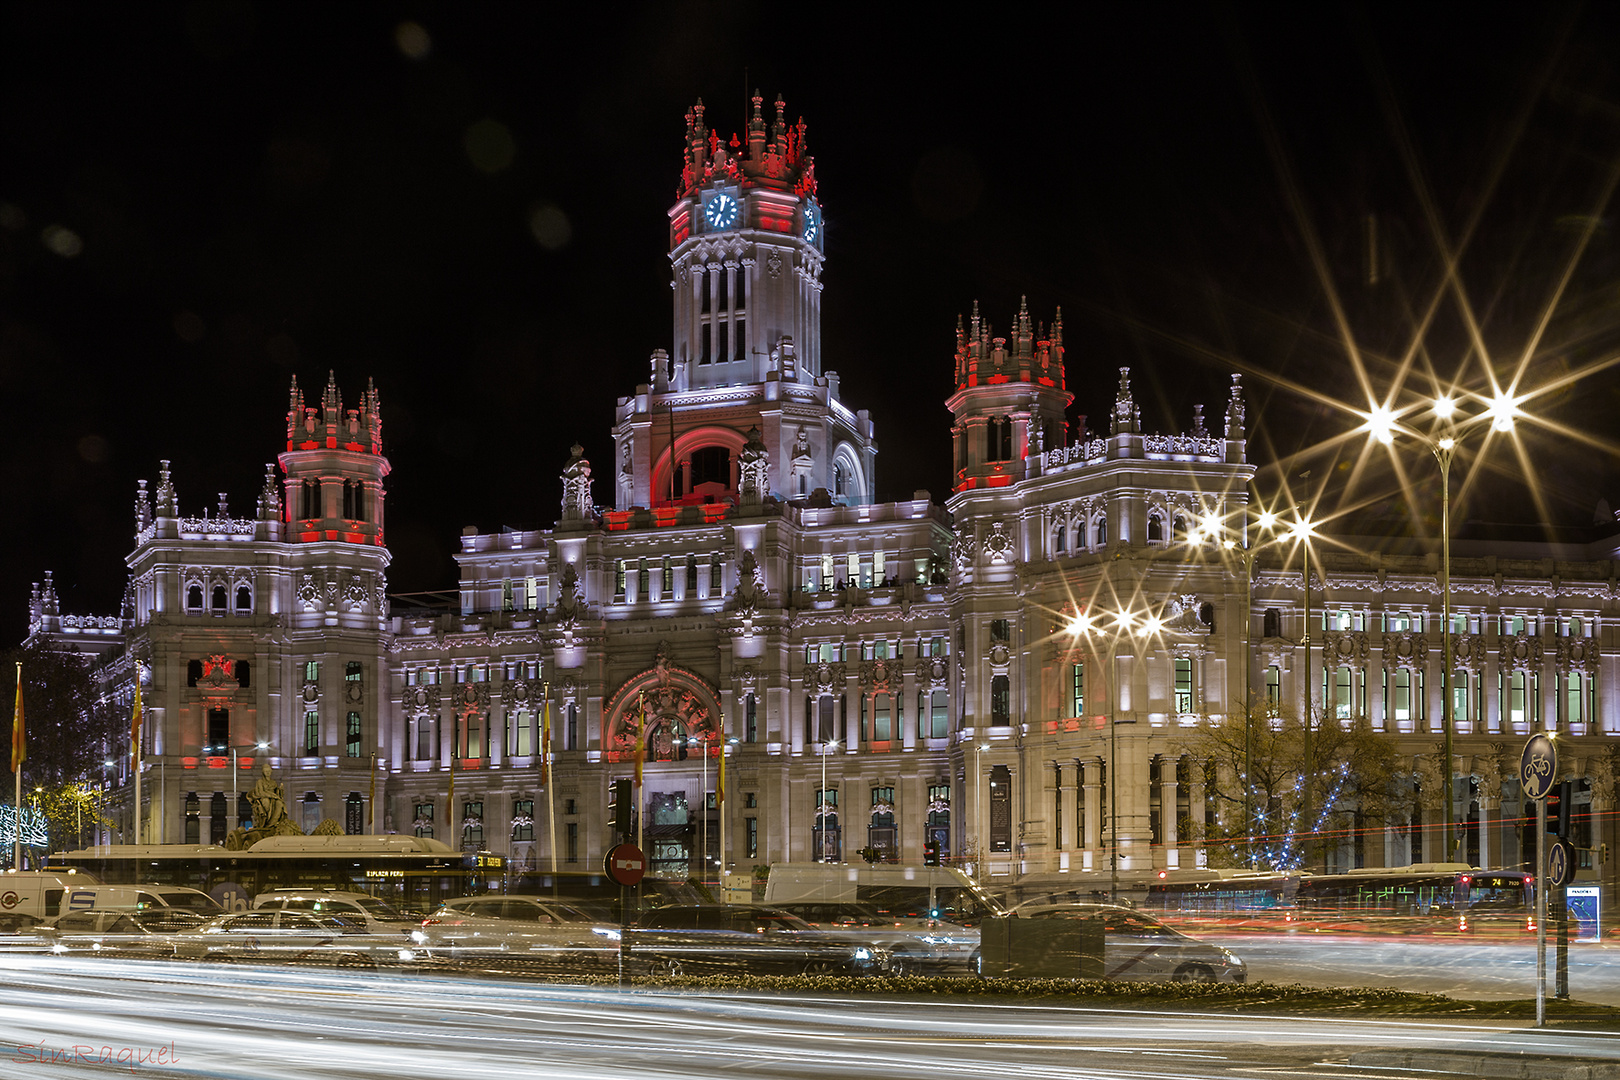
[129,674,143,762]
[539,700,551,787]
[10,664,23,774]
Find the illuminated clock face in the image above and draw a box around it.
[803,206,819,243]
[704,193,739,230]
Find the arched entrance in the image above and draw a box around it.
[602,645,724,878]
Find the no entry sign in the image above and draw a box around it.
[604,843,645,887]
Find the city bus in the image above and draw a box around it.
[54,835,504,915]
[1293,864,1534,935]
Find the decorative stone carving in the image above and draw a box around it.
[1381,631,1429,672]
[859,657,897,692]
[453,681,490,714]
[560,443,594,522]
[403,684,441,714]
[1451,633,1488,672]
[915,655,950,689]
[736,666,759,695]
[1556,636,1599,675]
[738,426,769,506]
[734,549,765,616]
[808,661,846,694]
[1320,630,1371,668]
[984,521,1015,565]
[555,563,582,627]
[1499,633,1543,672]
[951,537,977,575]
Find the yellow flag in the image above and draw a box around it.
[633,693,645,788]
[10,664,23,775]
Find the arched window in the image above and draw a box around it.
[1053,520,1066,554]
[235,585,252,612]
[1147,514,1164,543]
[187,585,203,611]
[1263,608,1282,638]
[1093,515,1108,548]
[211,585,227,611]
[301,479,319,520]
[689,446,732,494]
[1174,514,1190,542]
[236,661,251,689]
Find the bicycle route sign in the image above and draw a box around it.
[1520,734,1558,801]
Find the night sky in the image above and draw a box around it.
[5,2,1620,644]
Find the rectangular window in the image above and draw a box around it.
[304,661,320,682]
[846,552,859,584]
[414,716,433,761]
[990,619,1011,644]
[464,714,484,759]
[502,579,514,611]
[872,695,891,741]
[874,550,885,583]
[1265,666,1281,705]
[710,553,722,594]
[821,554,834,591]
[745,694,757,743]
[991,674,1010,725]
[1069,662,1084,717]
[413,802,434,839]
[345,711,362,757]
[745,817,758,859]
[304,711,319,755]
[930,690,949,739]
[526,575,538,610]
[566,822,579,864]
[514,711,532,757]
[614,560,626,600]
[513,799,534,842]
[345,661,362,685]
[686,554,698,594]
[1174,658,1193,714]
[1566,674,1589,726]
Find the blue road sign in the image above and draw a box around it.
[1521,734,1558,800]
[1547,839,1575,889]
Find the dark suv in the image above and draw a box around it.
[630,904,891,976]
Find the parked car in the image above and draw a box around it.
[46,909,207,958]
[629,904,892,977]
[766,901,970,974]
[176,909,417,968]
[1015,903,1247,983]
[418,897,619,970]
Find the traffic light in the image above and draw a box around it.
[923,841,939,866]
[611,778,632,836]
[1545,781,1569,838]
[1556,780,1572,839]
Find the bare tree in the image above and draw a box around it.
[1178,703,1411,871]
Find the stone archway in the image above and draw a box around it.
[602,644,723,763]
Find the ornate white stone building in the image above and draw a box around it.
[25,96,1620,893]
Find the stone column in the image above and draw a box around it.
[901,665,917,751]
[1188,763,1207,868]
[1478,760,1504,871]
[1160,758,1179,869]
[1083,758,1103,857]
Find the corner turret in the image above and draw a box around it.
[277,373,390,546]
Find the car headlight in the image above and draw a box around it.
[1223,951,1244,966]
[854,947,872,960]
[592,927,622,941]
[409,930,429,945]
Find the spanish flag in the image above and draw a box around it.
[632,693,645,788]
[129,674,143,763]
[540,699,551,787]
[10,664,23,775]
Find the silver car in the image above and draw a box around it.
[177,910,418,968]
[419,897,619,970]
[1015,903,1247,983]
[766,902,970,974]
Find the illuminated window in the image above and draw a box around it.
[1265,666,1281,705]
[304,711,319,755]
[614,560,626,600]
[512,800,534,842]
[1174,658,1194,714]
[345,711,362,757]
[1070,662,1085,717]
[745,694,757,743]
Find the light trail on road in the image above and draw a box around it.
[1,956,1617,1080]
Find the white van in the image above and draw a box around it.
[62,884,223,916]
[762,864,1005,971]
[0,870,102,920]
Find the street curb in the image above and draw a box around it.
[1350,1049,1620,1078]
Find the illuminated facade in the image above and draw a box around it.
[24,96,1620,893]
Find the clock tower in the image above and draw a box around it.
[611,94,876,509]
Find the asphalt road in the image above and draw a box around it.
[1,956,1617,1080]
[1205,932,1620,1004]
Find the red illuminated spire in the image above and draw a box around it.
[676,93,815,200]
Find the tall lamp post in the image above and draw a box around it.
[1289,516,1316,870]
[973,741,990,875]
[1365,391,1520,862]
